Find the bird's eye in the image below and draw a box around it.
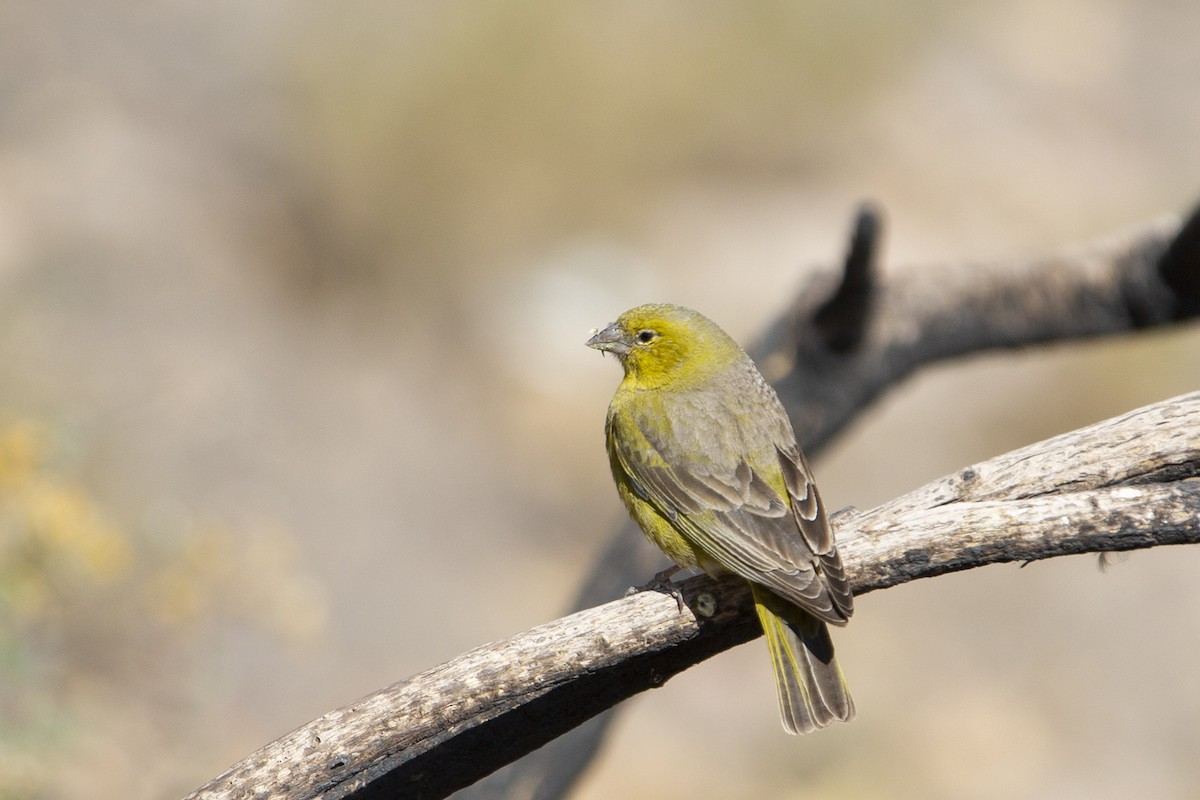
[636,329,657,344]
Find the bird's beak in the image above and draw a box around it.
[586,322,631,356]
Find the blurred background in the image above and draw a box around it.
[1,2,1199,798]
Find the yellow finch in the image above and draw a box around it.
[587,303,854,734]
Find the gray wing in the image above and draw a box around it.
[613,391,853,624]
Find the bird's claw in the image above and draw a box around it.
[626,566,685,612]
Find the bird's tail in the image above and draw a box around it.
[751,583,854,734]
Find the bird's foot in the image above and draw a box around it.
[626,565,685,612]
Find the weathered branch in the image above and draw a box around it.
[184,391,1200,800]
[181,204,1200,800]
[759,208,1195,456]
[467,201,1200,800]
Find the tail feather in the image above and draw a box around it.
[752,583,854,734]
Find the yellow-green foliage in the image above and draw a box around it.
[0,420,131,624]
[0,416,326,798]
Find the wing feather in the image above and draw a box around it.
[611,389,853,624]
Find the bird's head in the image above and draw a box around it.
[586,303,744,389]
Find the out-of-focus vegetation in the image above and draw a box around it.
[2,2,1200,798]
[0,416,323,798]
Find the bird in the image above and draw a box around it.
[586,303,854,734]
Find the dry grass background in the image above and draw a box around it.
[1,2,1200,798]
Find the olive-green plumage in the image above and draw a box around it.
[587,303,854,734]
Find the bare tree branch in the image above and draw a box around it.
[180,205,1200,800]
[760,209,1192,456]
[183,391,1200,800]
[465,201,1200,800]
